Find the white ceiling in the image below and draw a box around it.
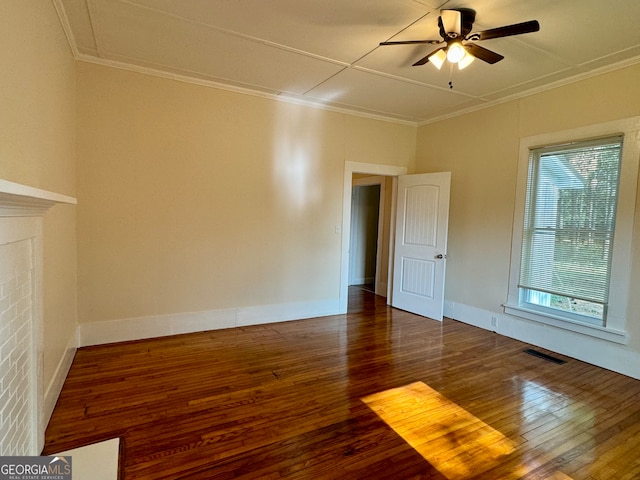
[56,0,640,124]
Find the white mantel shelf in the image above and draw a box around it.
[0,179,77,215]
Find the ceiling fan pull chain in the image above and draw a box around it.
[448,63,454,89]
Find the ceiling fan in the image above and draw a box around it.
[380,8,539,70]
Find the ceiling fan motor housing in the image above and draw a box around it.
[441,8,476,38]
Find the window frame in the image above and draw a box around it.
[505,117,640,344]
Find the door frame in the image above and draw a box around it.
[340,162,407,313]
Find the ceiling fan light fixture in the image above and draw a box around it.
[458,51,475,70]
[446,42,466,63]
[429,49,447,69]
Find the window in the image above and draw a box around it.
[519,137,622,326]
[506,118,640,343]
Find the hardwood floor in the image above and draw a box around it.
[44,287,640,479]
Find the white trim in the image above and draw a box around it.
[503,304,627,344]
[0,180,76,217]
[86,0,105,58]
[79,299,341,347]
[43,326,78,428]
[418,55,640,126]
[79,52,640,128]
[0,180,77,454]
[51,0,640,126]
[445,300,640,380]
[50,0,414,126]
[506,116,640,340]
[0,179,76,205]
[75,55,417,127]
[341,162,407,313]
[51,0,80,58]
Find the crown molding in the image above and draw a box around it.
[76,54,419,126]
[417,55,640,126]
[51,0,640,128]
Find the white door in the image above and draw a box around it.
[392,172,451,320]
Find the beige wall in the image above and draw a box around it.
[415,64,640,354]
[0,1,77,388]
[7,0,638,387]
[76,63,415,324]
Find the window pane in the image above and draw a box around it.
[519,136,622,322]
[523,288,604,321]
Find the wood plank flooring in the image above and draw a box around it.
[44,287,640,479]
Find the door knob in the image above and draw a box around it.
[435,253,446,259]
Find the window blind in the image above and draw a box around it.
[519,136,623,307]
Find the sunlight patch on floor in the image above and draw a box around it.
[361,381,573,480]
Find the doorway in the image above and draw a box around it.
[348,176,389,296]
[340,162,451,320]
[349,182,380,293]
[339,162,408,313]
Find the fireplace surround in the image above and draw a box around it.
[0,179,76,454]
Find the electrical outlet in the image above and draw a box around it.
[491,316,498,328]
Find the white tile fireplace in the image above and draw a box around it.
[0,180,76,455]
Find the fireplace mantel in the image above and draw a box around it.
[0,178,76,454]
[0,178,76,215]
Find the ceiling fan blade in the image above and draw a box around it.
[412,49,437,66]
[412,54,431,66]
[380,39,441,46]
[474,20,540,41]
[412,47,446,67]
[464,43,504,64]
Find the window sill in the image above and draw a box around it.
[504,304,628,344]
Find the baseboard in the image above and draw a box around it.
[444,300,640,380]
[43,326,78,428]
[350,276,374,286]
[79,298,342,347]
